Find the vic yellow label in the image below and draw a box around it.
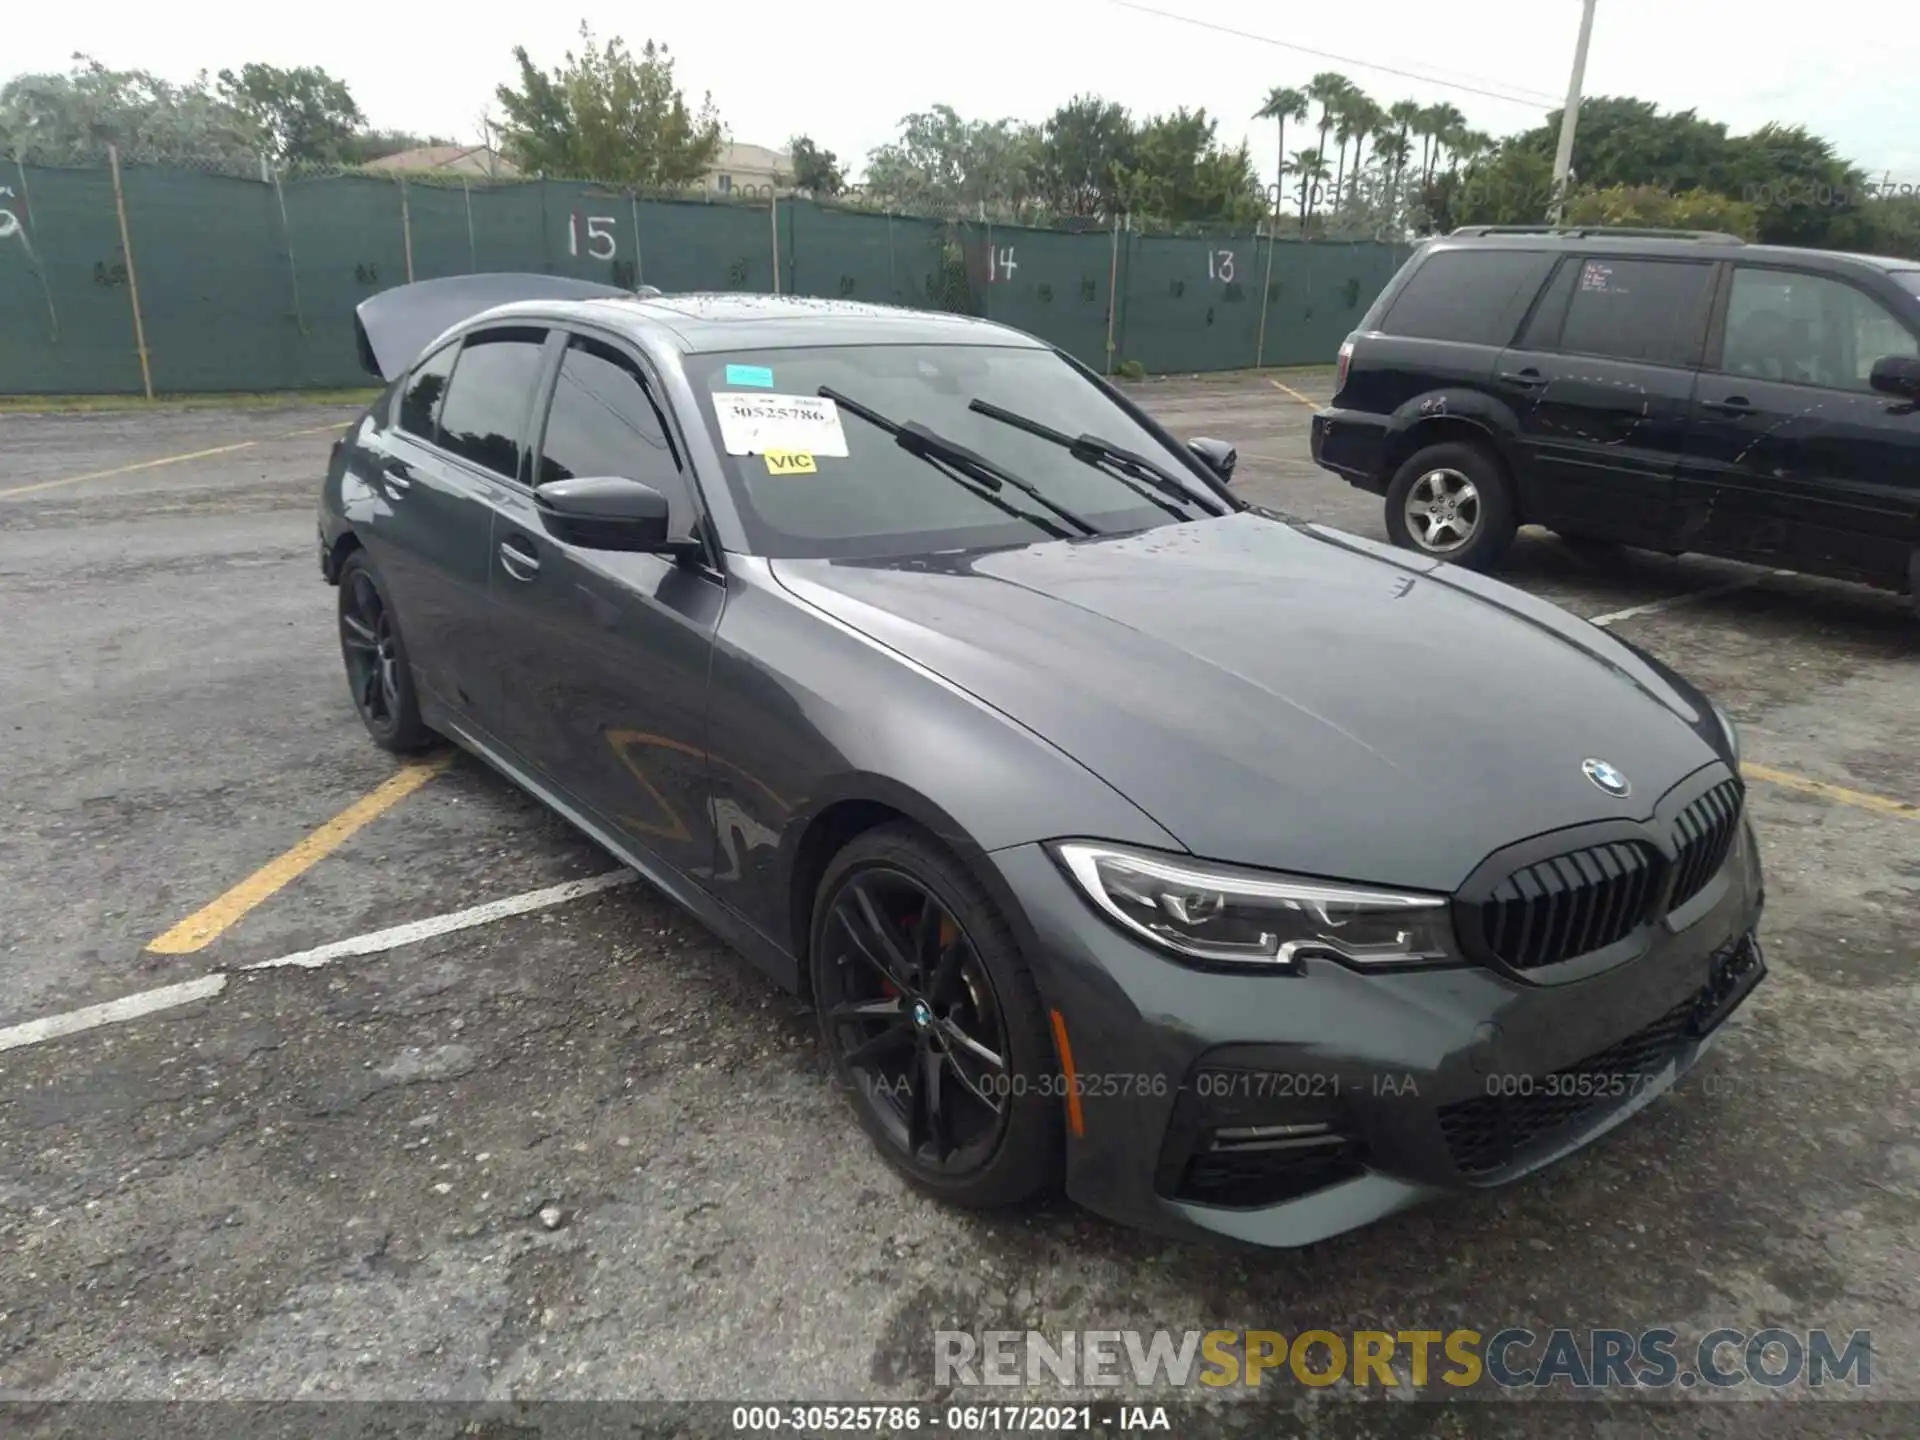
[764,450,817,474]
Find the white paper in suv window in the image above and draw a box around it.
[712,392,850,457]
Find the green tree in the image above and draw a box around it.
[214,63,364,163]
[494,25,722,187]
[1032,94,1136,217]
[0,54,255,163]
[1113,108,1262,227]
[1254,86,1308,217]
[1562,183,1759,237]
[864,105,1039,215]
[788,134,845,196]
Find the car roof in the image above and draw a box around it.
[470,292,1047,353]
[1428,232,1919,277]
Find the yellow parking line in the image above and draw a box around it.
[1743,763,1917,819]
[0,441,256,499]
[146,754,455,954]
[1268,377,1321,408]
[278,421,354,438]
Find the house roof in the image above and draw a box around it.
[709,142,790,176]
[361,145,521,177]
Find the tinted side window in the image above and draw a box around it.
[1378,249,1557,346]
[398,343,457,439]
[437,328,549,479]
[1557,259,1713,367]
[536,338,685,509]
[1722,268,1920,391]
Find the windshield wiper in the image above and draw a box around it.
[819,387,1100,539]
[966,398,1225,516]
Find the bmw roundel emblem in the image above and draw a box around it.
[1583,758,1631,798]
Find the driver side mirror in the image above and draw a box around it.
[1188,437,1238,483]
[537,475,690,555]
[1869,354,1920,401]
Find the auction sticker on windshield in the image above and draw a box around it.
[714,392,849,458]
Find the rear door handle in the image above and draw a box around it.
[1499,369,1545,389]
[380,456,413,492]
[498,537,540,582]
[1702,395,1755,415]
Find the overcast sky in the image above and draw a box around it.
[14,0,1917,185]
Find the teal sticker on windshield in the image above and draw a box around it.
[725,364,775,388]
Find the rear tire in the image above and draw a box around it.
[337,551,435,755]
[1384,440,1517,572]
[809,823,1061,1210]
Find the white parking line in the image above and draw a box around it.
[0,974,228,1054]
[0,870,635,1056]
[242,870,635,971]
[1588,570,1791,628]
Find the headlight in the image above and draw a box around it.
[1711,700,1742,768]
[1052,841,1460,970]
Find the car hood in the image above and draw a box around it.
[769,512,1727,893]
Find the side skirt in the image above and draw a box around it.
[421,697,803,993]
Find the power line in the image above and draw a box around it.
[1101,0,1567,110]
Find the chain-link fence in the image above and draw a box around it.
[0,151,1413,395]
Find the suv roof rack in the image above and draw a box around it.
[1447,225,1746,244]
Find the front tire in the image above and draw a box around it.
[809,823,1061,1209]
[1384,440,1517,571]
[337,550,435,754]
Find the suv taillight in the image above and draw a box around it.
[1335,337,1355,398]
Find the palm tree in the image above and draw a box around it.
[1254,86,1309,220]
[1331,106,1357,215]
[1343,94,1385,211]
[1386,98,1422,209]
[1307,71,1351,187]
[1291,147,1331,226]
[1451,128,1495,178]
[1371,131,1413,228]
[1422,103,1467,188]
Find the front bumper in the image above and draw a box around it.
[1310,407,1394,493]
[983,837,1766,1249]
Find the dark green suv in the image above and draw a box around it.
[1310,225,1920,613]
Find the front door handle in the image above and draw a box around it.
[1702,395,1755,415]
[498,538,540,582]
[1499,369,1545,390]
[379,456,413,492]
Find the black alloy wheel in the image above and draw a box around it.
[811,824,1059,1207]
[336,551,434,753]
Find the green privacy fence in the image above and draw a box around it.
[0,156,1413,396]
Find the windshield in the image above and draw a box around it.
[682,344,1228,558]
[1895,271,1920,299]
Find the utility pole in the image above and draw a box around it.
[1548,0,1598,226]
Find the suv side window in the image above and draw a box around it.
[1556,258,1714,367]
[436,327,550,480]
[1377,248,1557,346]
[536,335,688,511]
[1722,267,1920,391]
[397,342,458,440]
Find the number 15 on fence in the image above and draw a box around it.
[569,214,618,260]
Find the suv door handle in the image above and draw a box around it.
[1498,369,1545,389]
[1702,395,1755,415]
[498,537,540,582]
[379,456,413,492]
